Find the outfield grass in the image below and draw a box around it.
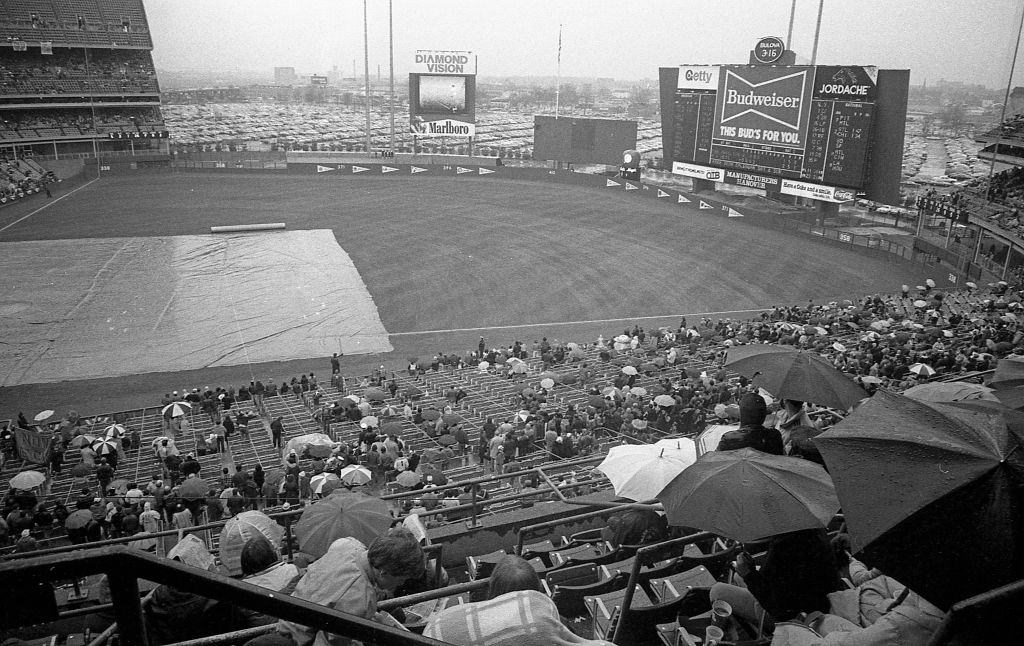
[0,171,934,416]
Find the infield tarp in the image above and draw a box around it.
[0,230,391,386]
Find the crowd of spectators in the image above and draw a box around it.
[6,279,1024,645]
[0,106,165,140]
[0,48,158,96]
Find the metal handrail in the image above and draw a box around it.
[0,546,451,646]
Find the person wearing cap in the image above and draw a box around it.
[717,393,784,455]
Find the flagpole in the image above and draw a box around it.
[363,0,372,153]
[388,0,395,152]
[554,24,562,118]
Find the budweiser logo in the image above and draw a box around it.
[720,69,808,131]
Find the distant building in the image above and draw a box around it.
[1010,86,1024,117]
[274,67,297,85]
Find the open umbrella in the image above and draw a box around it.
[814,391,1024,610]
[403,386,423,400]
[588,395,608,409]
[179,477,210,500]
[338,465,372,487]
[293,491,393,559]
[725,344,867,411]
[70,463,92,478]
[33,410,55,423]
[654,394,676,407]
[990,356,1024,389]
[285,433,335,458]
[908,363,936,377]
[512,363,528,374]
[597,442,697,502]
[539,378,555,390]
[630,386,648,397]
[162,402,192,419]
[91,438,118,456]
[437,433,457,446]
[311,472,340,494]
[9,470,46,490]
[381,421,403,436]
[219,510,285,576]
[657,448,839,543]
[65,509,94,531]
[622,366,638,376]
[631,419,648,430]
[421,409,440,422]
[478,361,490,371]
[359,415,379,429]
[69,434,96,449]
[442,413,462,425]
[364,387,386,402]
[903,382,999,404]
[104,424,127,439]
[396,470,421,487]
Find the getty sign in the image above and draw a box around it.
[413,50,477,75]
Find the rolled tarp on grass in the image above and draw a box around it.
[210,223,286,233]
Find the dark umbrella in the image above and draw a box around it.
[179,477,210,500]
[814,391,1024,610]
[417,465,447,485]
[70,463,93,478]
[990,356,1024,389]
[657,448,839,543]
[403,386,423,400]
[725,344,867,411]
[437,433,457,446]
[65,509,94,530]
[364,387,386,402]
[293,491,393,559]
[421,409,440,422]
[381,421,403,436]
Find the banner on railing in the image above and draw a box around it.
[13,426,53,465]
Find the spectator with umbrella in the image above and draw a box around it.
[277,527,424,646]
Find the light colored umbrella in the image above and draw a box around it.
[908,363,936,377]
[161,402,192,419]
[654,394,676,407]
[311,472,340,494]
[596,442,697,502]
[832,342,846,352]
[34,410,55,423]
[104,424,127,439]
[9,470,46,489]
[615,334,631,343]
[512,363,528,374]
[540,378,555,390]
[359,415,380,429]
[285,433,335,458]
[478,361,490,371]
[516,410,530,422]
[631,419,648,430]
[602,386,621,398]
[630,387,648,397]
[622,366,638,376]
[338,465,372,486]
[219,510,285,576]
[926,278,936,288]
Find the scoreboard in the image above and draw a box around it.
[668,64,878,200]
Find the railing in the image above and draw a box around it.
[0,546,450,646]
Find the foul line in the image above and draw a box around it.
[0,178,99,235]
[389,309,772,337]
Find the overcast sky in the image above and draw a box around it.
[144,0,1024,89]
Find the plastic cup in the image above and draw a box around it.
[705,625,725,646]
[711,599,732,625]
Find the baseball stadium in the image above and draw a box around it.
[1,2,1023,646]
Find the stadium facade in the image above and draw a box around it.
[0,0,166,159]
